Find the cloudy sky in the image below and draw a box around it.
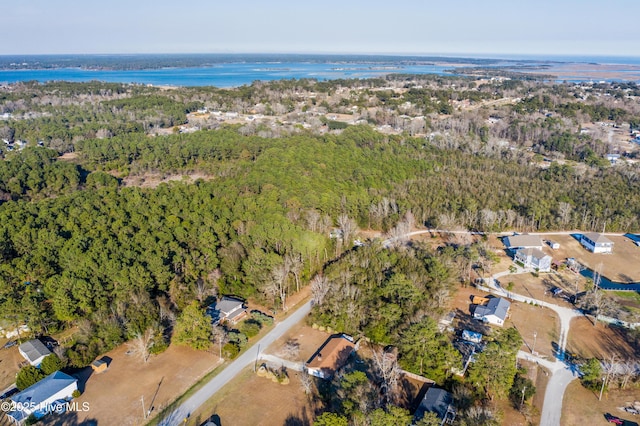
[2,0,639,57]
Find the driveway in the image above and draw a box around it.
[157,301,312,426]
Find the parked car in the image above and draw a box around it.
[2,340,17,349]
[0,387,18,400]
[605,413,624,425]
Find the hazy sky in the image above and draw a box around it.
[2,0,639,57]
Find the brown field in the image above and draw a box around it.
[189,322,328,426]
[562,380,640,426]
[509,299,559,359]
[0,340,23,390]
[190,366,317,426]
[504,269,585,308]
[544,234,640,283]
[266,321,337,365]
[566,316,639,360]
[40,344,220,426]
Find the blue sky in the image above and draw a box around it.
[2,0,639,57]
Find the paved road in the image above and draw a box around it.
[480,271,584,426]
[157,300,312,426]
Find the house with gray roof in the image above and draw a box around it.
[514,247,552,272]
[473,297,510,327]
[414,387,456,425]
[580,233,614,254]
[18,339,51,367]
[206,296,247,324]
[7,371,77,424]
[503,234,543,250]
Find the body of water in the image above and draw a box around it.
[1,54,639,87]
[0,61,454,88]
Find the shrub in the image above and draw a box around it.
[16,366,45,390]
[251,311,274,326]
[240,320,261,338]
[149,338,169,355]
[222,342,240,359]
[40,354,64,375]
[72,389,81,398]
[227,330,248,348]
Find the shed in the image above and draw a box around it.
[91,359,108,374]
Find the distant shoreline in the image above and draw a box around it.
[1,53,639,71]
[1,54,639,86]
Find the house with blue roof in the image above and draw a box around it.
[7,371,77,424]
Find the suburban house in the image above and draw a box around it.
[413,387,456,425]
[580,233,614,254]
[206,296,247,324]
[514,248,552,272]
[503,234,543,250]
[7,371,77,424]
[18,339,51,367]
[473,297,511,326]
[305,334,355,379]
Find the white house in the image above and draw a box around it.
[18,340,51,367]
[514,248,552,272]
[473,298,510,327]
[7,371,77,424]
[503,234,543,250]
[580,233,614,254]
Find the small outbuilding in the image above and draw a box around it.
[91,359,108,374]
[461,330,483,344]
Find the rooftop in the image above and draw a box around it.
[414,387,455,422]
[504,234,543,249]
[583,232,614,244]
[516,247,551,260]
[306,334,355,375]
[475,297,510,321]
[12,371,76,407]
[18,339,51,364]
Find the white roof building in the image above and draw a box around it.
[18,340,51,367]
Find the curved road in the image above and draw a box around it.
[157,301,312,426]
[479,270,583,426]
